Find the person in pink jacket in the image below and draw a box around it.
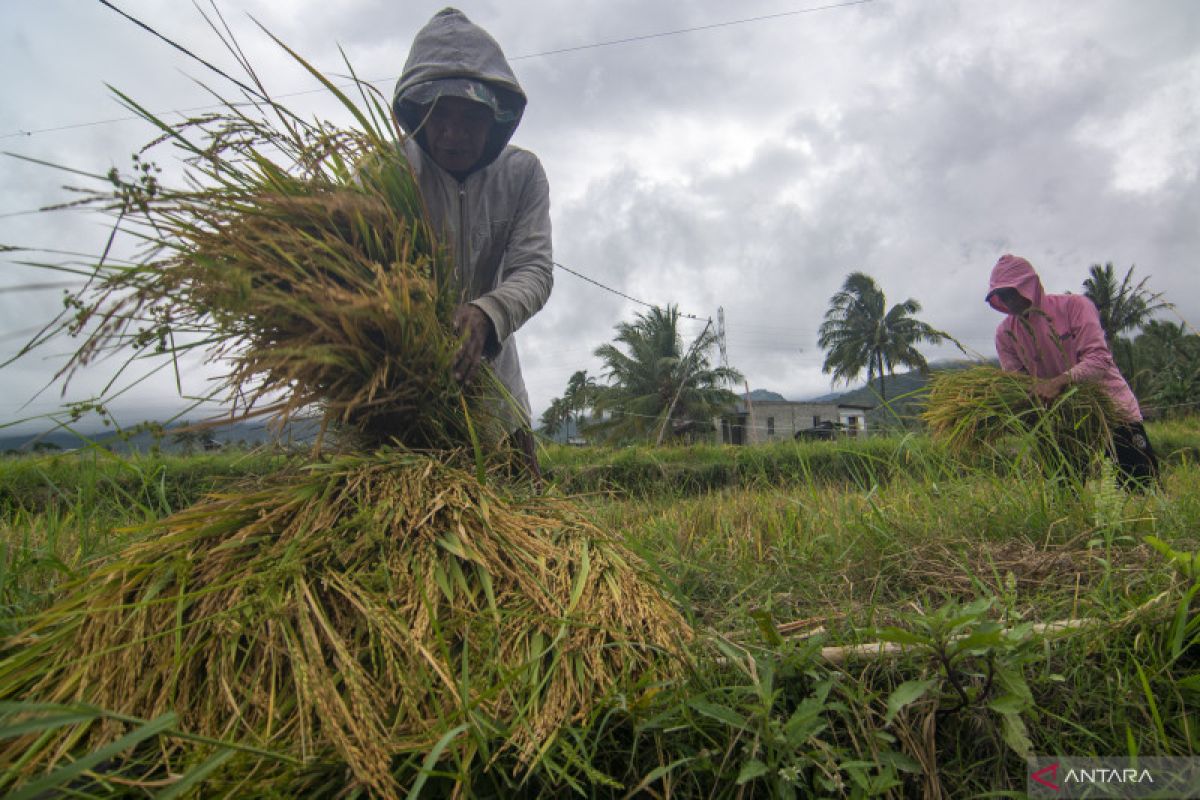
[986,254,1158,487]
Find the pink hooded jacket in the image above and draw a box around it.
[986,254,1142,422]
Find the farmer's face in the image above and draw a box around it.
[992,287,1031,315]
[423,97,492,176]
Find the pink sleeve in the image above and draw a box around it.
[1065,298,1111,383]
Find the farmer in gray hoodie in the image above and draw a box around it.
[393,8,552,475]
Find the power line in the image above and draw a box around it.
[0,209,60,220]
[509,0,876,60]
[3,0,876,141]
[0,324,51,346]
[553,261,704,320]
[0,281,84,295]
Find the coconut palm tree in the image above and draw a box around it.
[539,370,598,440]
[1082,263,1170,344]
[538,396,571,438]
[591,305,742,443]
[817,272,947,402]
[562,370,598,429]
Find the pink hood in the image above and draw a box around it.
[987,254,1142,422]
[986,254,1043,313]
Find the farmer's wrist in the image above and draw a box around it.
[465,302,499,357]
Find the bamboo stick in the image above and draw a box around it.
[815,618,1095,665]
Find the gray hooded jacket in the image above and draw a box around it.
[393,8,553,426]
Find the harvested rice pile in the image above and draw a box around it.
[4,452,685,796]
[0,37,690,799]
[922,365,1120,469]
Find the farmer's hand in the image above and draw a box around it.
[452,303,494,385]
[1033,373,1070,403]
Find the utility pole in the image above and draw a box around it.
[717,306,729,371]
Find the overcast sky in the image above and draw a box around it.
[2,0,1197,434]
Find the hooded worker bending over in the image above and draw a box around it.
[985,254,1158,488]
[393,8,553,477]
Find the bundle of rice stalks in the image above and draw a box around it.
[31,39,490,451]
[0,450,690,796]
[922,365,1119,469]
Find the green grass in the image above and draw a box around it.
[0,447,295,632]
[541,435,944,497]
[0,447,294,520]
[2,420,1199,796]
[541,418,1200,498]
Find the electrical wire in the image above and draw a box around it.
[0,281,84,295]
[508,0,877,60]
[553,261,705,320]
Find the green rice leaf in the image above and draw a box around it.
[153,747,236,800]
[406,723,469,800]
[6,712,177,800]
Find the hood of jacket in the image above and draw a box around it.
[393,8,526,173]
[986,254,1045,314]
